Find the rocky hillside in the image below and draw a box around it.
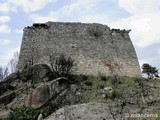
[0,63,160,120]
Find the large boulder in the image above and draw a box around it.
[0,72,20,95]
[23,84,50,109]
[45,103,114,120]
[31,64,53,82]
[22,77,69,109]
[0,92,16,106]
[0,109,12,119]
[20,64,53,83]
[3,72,19,82]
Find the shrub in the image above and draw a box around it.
[84,80,93,86]
[50,54,75,78]
[105,92,113,99]
[8,102,60,120]
[110,76,119,88]
[105,89,120,99]
[97,84,105,89]
[98,72,107,82]
[9,106,39,120]
[80,74,89,81]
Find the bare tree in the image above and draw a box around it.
[0,66,9,82]
[0,51,19,82]
[0,66,3,81]
[3,66,9,78]
[9,51,19,73]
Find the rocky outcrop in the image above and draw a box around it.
[0,109,12,119]
[30,64,53,82]
[37,114,43,120]
[0,65,160,120]
[3,72,19,82]
[23,83,50,109]
[0,72,20,96]
[0,63,71,119]
[0,92,16,105]
[22,77,69,109]
[20,64,53,83]
[45,103,114,120]
[0,76,70,118]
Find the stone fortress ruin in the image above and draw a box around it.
[18,22,141,77]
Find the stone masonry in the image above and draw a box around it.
[18,22,141,77]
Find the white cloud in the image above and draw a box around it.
[118,0,160,15]
[0,0,57,13]
[0,39,11,46]
[157,49,160,55]
[15,29,23,34]
[30,11,58,23]
[60,0,99,16]
[29,0,107,23]
[0,47,20,66]
[131,18,150,32]
[0,16,11,23]
[6,0,57,13]
[139,46,160,69]
[79,14,110,24]
[4,47,20,61]
[0,25,11,33]
[0,2,16,12]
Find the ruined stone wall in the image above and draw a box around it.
[18,22,141,77]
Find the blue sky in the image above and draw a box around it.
[0,0,160,70]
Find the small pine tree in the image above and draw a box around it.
[142,63,159,79]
